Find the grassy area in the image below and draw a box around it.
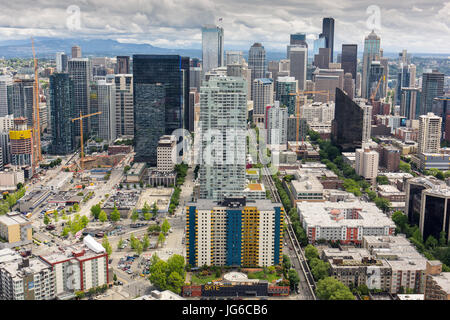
[191,273,220,285]
[247,270,282,283]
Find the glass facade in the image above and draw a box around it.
[341,44,357,80]
[132,55,189,165]
[202,25,224,74]
[49,73,75,155]
[423,194,449,242]
[332,88,364,151]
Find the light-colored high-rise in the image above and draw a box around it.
[418,112,442,154]
[198,76,247,201]
[107,74,134,137]
[266,101,288,146]
[252,78,273,124]
[226,51,243,65]
[157,135,177,173]
[202,25,224,75]
[289,46,307,91]
[71,45,81,58]
[355,147,379,180]
[0,76,12,117]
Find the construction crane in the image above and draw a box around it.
[370,75,386,104]
[71,111,102,170]
[31,37,42,172]
[289,90,330,151]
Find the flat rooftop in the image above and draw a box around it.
[0,212,29,226]
[297,201,395,228]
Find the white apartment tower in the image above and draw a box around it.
[252,78,274,124]
[266,101,288,146]
[418,112,442,154]
[355,147,379,180]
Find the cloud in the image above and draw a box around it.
[0,0,449,53]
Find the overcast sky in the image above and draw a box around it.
[0,0,449,53]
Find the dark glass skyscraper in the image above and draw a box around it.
[49,73,75,155]
[332,88,364,151]
[116,56,130,74]
[321,17,335,63]
[341,44,357,80]
[421,70,444,115]
[133,55,189,165]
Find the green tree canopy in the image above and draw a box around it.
[102,235,112,256]
[99,210,108,223]
[316,277,355,300]
[161,219,171,234]
[305,245,319,261]
[90,204,101,219]
[110,207,121,222]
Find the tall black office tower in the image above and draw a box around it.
[133,55,189,165]
[49,73,75,155]
[321,17,335,63]
[421,70,444,115]
[341,44,357,80]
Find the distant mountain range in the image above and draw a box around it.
[0,37,448,61]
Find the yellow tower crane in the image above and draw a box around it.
[289,90,330,151]
[370,75,386,104]
[71,111,102,170]
[31,37,42,171]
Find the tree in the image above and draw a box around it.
[151,202,159,216]
[81,216,89,228]
[110,207,121,222]
[61,227,70,237]
[73,203,80,212]
[149,259,169,290]
[305,245,319,261]
[99,210,108,223]
[309,258,330,281]
[161,219,171,234]
[148,224,161,233]
[316,277,355,300]
[392,211,408,233]
[167,271,185,294]
[135,241,143,256]
[425,235,438,249]
[113,274,118,282]
[167,254,186,278]
[376,175,390,185]
[142,234,150,251]
[142,202,150,215]
[374,197,391,213]
[158,232,166,247]
[53,210,59,222]
[102,235,113,256]
[43,214,50,225]
[117,237,124,250]
[131,209,139,222]
[440,231,447,246]
[288,269,300,290]
[283,254,291,271]
[130,234,138,249]
[90,204,101,219]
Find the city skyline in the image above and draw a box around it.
[0,1,449,54]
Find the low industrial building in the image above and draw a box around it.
[289,175,324,202]
[377,185,406,202]
[18,190,51,213]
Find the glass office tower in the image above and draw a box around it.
[202,25,224,75]
[133,55,189,165]
[49,73,75,155]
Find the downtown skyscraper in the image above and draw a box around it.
[202,25,224,75]
[248,42,266,84]
[68,58,92,138]
[133,55,189,165]
[49,73,75,155]
[198,76,247,201]
[362,30,381,99]
[421,70,445,115]
[321,17,335,62]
